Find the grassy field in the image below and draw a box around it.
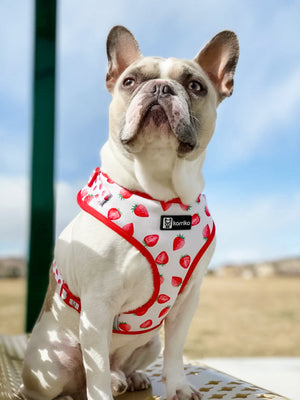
[0,276,299,358]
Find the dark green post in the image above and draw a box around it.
[26,0,57,332]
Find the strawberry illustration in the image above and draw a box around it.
[155,251,169,265]
[87,168,99,187]
[180,255,191,269]
[119,188,132,200]
[85,194,94,203]
[140,319,153,329]
[134,308,147,316]
[173,234,185,251]
[179,203,191,211]
[205,206,211,216]
[122,223,134,236]
[106,177,115,184]
[192,213,200,226]
[202,224,211,240]
[171,276,182,287]
[160,201,172,211]
[143,234,159,247]
[119,322,131,332]
[157,294,170,304]
[196,194,201,203]
[108,208,121,220]
[159,274,164,285]
[159,306,170,318]
[132,204,149,217]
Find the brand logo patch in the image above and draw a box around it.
[160,215,192,230]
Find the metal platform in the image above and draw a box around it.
[0,334,289,400]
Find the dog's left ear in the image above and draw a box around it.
[195,31,239,102]
[106,26,142,93]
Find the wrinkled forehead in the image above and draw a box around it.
[121,57,206,81]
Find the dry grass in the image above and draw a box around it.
[0,277,299,358]
[0,279,26,334]
[185,276,300,358]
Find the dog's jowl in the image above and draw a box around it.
[20,26,239,400]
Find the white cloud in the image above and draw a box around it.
[0,175,80,257]
[210,190,300,267]
[0,175,29,256]
[55,180,81,237]
[0,127,30,175]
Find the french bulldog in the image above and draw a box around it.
[20,26,239,400]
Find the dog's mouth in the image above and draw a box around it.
[141,102,169,128]
[120,89,198,155]
[120,99,173,148]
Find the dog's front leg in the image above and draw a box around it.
[79,296,114,400]
[163,282,202,400]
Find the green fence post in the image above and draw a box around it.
[26,0,57,332]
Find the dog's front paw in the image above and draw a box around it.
[111,370,128,396]
[170,384,202,400]
[127,371,151,392]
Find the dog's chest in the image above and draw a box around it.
[76,168,215,334]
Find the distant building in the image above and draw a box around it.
[0,258,27,278]
[215,257,300,278]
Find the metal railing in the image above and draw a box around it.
[26,0,56,332]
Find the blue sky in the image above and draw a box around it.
[0,0,299,267]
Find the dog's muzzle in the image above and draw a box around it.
[121,79,198,155]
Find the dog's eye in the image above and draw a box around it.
[123,78,135,88]
[188,81,204,92]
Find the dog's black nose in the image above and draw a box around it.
[151,83,175,97]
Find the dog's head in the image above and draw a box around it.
[102,26,239,203]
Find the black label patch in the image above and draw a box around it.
[160,215,192,230]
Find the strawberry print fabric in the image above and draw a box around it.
[76,168,216,335]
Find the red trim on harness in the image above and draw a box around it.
[52,261,81,313]
[77,191,161,317]
[88,167,101,187]
[179,222,216,294]
[101,171,184,204]
[60,282,81,313]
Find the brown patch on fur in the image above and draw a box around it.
[169,59,206,86]
[36,266,56,323]
[62,344,87,399]
[131,59,161,79]
[119,58,162,90]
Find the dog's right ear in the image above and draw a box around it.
[106,26,142,93]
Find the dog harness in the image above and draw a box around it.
[54,168,215,335]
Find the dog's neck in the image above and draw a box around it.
[101,139,206,205]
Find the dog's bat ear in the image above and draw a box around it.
[194,31,239,102]
[106,26,142,93]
